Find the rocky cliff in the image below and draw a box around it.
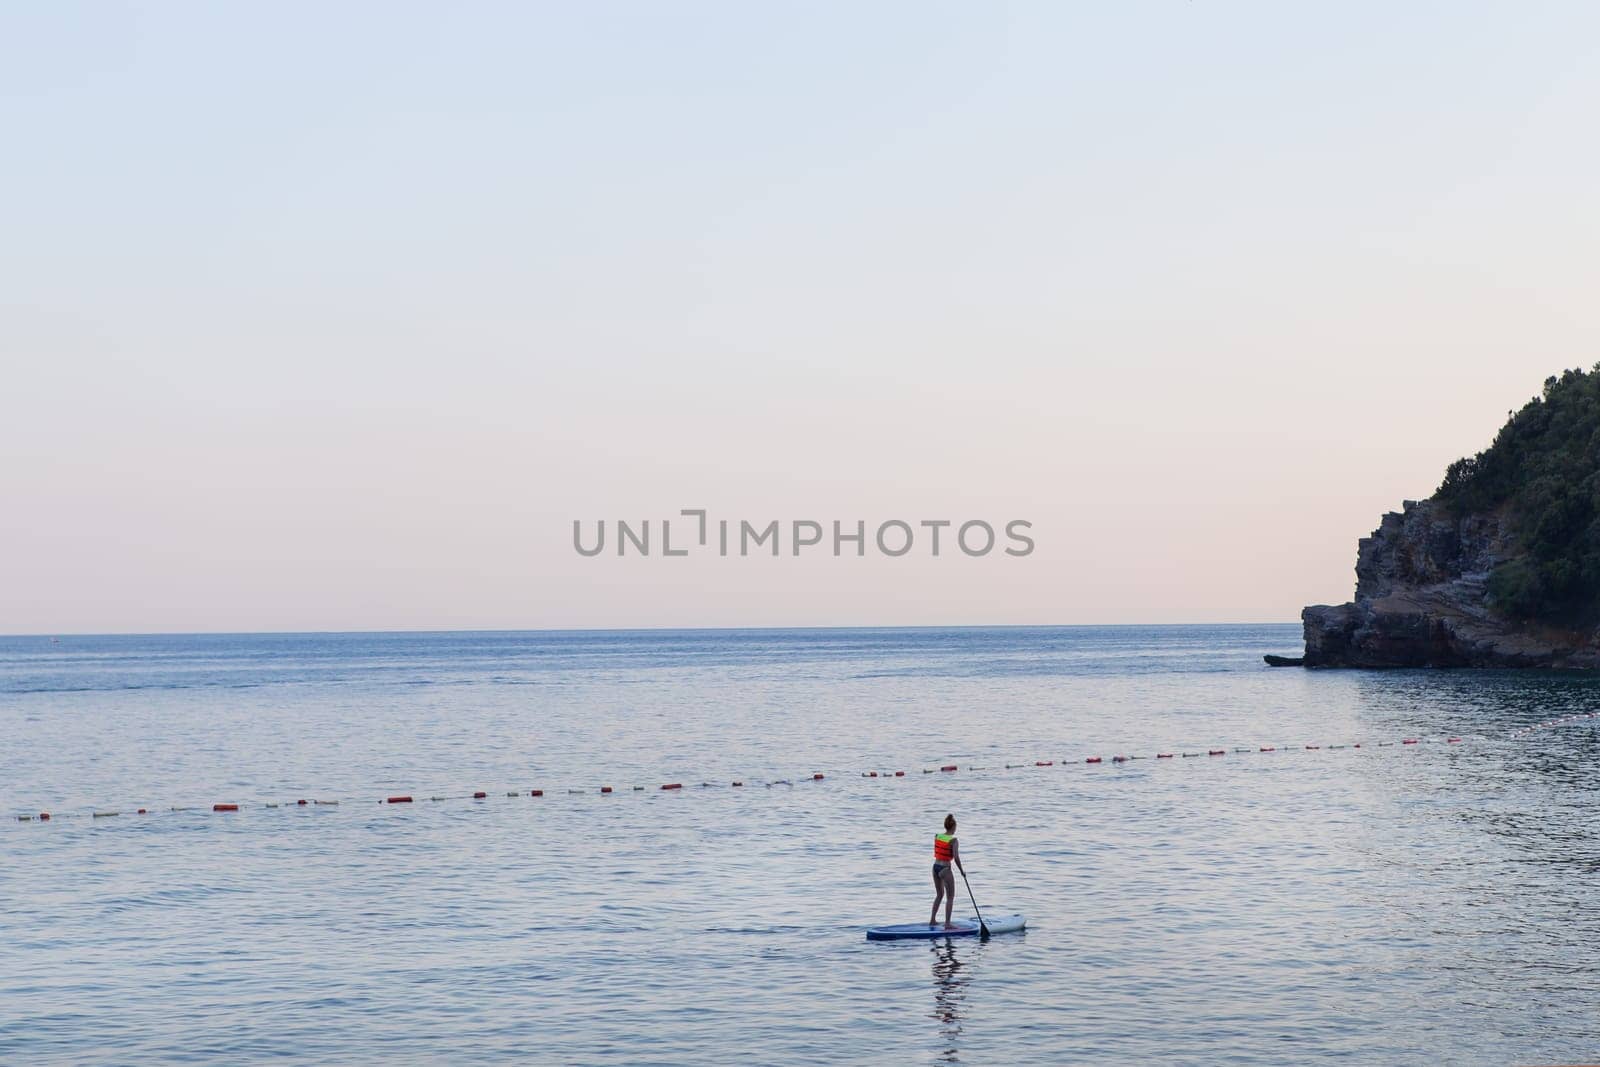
[1293,367,1600,668]
[1300,498,1600,668]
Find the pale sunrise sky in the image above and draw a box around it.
[4,2,1599,633]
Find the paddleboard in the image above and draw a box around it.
[865,914,1026,941]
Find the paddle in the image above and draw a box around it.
[959,869,991,939]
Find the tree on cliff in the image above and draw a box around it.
[1435,366,1600,622]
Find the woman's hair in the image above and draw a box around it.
[943,813,956,833]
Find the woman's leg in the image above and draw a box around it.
[942,870,957,927]
[930,865,945,924]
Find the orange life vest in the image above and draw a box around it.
[933,833,954,862]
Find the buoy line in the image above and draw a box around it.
[13,718,1591,826]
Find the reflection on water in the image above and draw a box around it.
[930,940,972,1063]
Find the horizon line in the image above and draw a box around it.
[0,620,1301,640]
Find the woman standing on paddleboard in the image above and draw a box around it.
[930,813,965,929]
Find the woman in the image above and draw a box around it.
[929,813,964,929]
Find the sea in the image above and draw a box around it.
[3,624,1599,1065]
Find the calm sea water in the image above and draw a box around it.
[4,625,1599,1065]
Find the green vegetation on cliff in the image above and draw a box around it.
[1436,366,1600,621]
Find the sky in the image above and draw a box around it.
[3,1,1599,634]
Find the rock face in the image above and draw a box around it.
[1301,499,1600,668]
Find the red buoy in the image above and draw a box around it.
[137,808,147,814]
[1260,747,1275,752]
[1403,738,1419,745]
[661,783,683,790]
[600,786,613,794]
[213,803,238,812]
[1035,760,1054,767]
[1085,757,1103,764]
[530,789,544,797]
[1447,737,1461,743]
[1209,750,1225,756]
[940,764,958,772]
[387,796,413,804]
[894,771,905,777]
[812,773,824,780]
[1156,753,1173,759]
[39,812,51,820]
[473,791,487,799]
[297,799,308,806]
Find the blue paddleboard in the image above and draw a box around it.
[865,914,1026,941]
